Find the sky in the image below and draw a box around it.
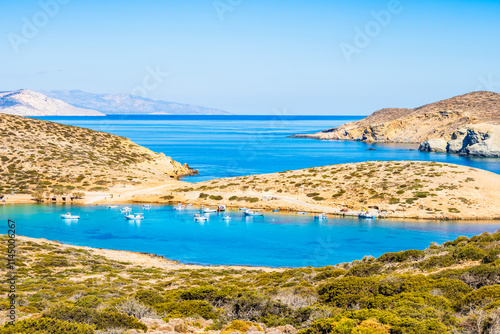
[0,0,499,115]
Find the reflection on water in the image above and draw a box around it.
[2,204,499,267]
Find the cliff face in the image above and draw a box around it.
[0,113,194,194]
[294,92,500,156]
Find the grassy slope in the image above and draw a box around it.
[1,231,500,333]
[0,113,191,195]
[166,161,500,220]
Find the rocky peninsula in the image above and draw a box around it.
[293,91,500,157]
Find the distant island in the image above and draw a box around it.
[43,89,232,115]
[0,89,104,116]
[293,91,500,157]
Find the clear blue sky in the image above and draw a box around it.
[1,0,499,114]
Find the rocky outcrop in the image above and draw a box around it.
[293,91,500,158]
[419,124,500,157]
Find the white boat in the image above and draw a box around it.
[222,216,231,221]
[314,213,328,220]
[121,206,132,213]
[61,212,80,219]
[239,207,249,211]
[108,205,118,209]
[173,204,185,211]
[194,214,209,222]
[202,207,217,213]
[297,212,309,215]
[243,210,263,216]
[218,204,226,212]
[359,211,377,219]
[125,213,144,220]
[143,204,152,209]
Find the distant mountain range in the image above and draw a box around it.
[42,90,231,115]
[0,90,104,116]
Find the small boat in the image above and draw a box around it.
[273,209,279,212]
[359,211,377,219]
[314,213,328,220]
[297,212,309,215]
[243,210,264,216]
[125,213,144,220]
[218,205,226,212]
[143,204,152,209]
[239,207,249,211]
[222,216,231,221]
[173,204,184,211]
[61,212,80,219]
[194,214,209,222]
[202,207,217,213]
[121,206,132,213]
[108,205,118,209]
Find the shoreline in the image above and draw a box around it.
[14,235,286,272]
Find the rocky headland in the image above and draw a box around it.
[293,91,500,157]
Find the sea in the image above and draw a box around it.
[2,115,498,267]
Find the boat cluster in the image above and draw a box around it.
[60,204,153,221]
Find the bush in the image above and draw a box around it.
[222,320,262,334]
[346,263,382,277]
[378,249,425,263]
[0,318,94,334]
[75,295,101,308]
[42,305,147,331]
[199,193,209,199]
[317,277,378,308]
[454,245,487,261]
[209,195,223,201]
[159,300,218,320]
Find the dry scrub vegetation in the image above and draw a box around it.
[0,113,192,197]
[2,231,500,333]
[167,161,500,220]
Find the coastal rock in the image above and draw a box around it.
[419,138,447,153]
[292,91,500,158]
[419,124,500,157]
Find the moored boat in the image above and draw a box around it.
[202,207,217,213]
[143,204,152,209]
[314,213,328,220]
[358,211,377,219]
[121,206,132,213]
[125,213,144,220]
[194,214,209,222]
[218,204,226,212]
[61,212,80,219]
[243,210,264,216]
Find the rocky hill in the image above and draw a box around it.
[0,89,104,116]
[0,113,193,195]
[43,90,231,115]
[294,91,500,157]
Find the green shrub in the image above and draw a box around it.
[378,249,425,263]
[346,263,383,277]
[0,318,94,334]
[75,295,101,308]
[159,300,218,320]
[209,195,223,201]
[42,306,147,331]
[199,193,209,199]
[317,277,378,308]
[453,245,487,261]
[135,290,166,306]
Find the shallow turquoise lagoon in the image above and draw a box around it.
[2,204,498,267]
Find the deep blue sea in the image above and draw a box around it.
[5,115,496,267]
[38,115,500,181]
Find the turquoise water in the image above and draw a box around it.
[39,115,500,182]
[11,116,499,266]
[2,204,499,267]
